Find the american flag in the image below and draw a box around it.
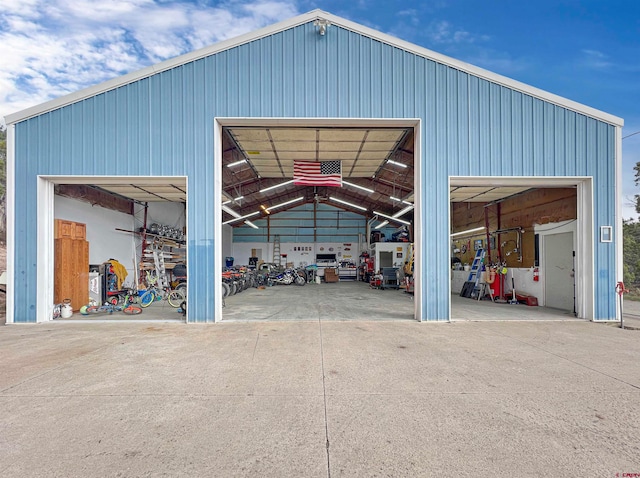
[293,160,342,187]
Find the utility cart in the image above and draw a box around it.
[380,267,400,290]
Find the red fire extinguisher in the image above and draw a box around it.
[533,267,539,282]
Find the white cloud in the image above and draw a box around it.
[0,0,299,122]
[580,49,612,70]
[464,50,531,75]
[425,19,488,45]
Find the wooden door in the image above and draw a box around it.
[54,237,89,311]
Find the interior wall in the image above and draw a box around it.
[451,188,577,268]
[221,224,233,262]
[232,203,367,244]
[145,202,186,229]
[55,195,136,275]
[232,241,362,268]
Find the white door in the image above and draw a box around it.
[380,251,393,269]
[544,232,574,312]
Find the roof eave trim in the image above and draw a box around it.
[5,8,623,127]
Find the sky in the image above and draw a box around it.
[1,0,639,217]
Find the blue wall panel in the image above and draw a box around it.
[12,21,618,322]
[233,204,367,244]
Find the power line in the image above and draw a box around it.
[623,131,640,140]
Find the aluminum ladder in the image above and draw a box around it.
[152,243,169,289]
[272,235,282,267]
[467,248,485,298]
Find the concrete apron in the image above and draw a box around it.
[0,320,638,477]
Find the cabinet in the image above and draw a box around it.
[54,223,89,311]
[55,219,86,240]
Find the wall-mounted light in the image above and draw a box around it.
[329,196,367,211]
[227,159,247,168]
[373,210,410,225]
[343,180,375,194]
[387,160,407,168]
[374,220,389,230]
[314,18,330,36]
[259,179,295,193]
[450,226,485,237]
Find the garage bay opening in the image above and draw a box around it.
[449,178,592,321]
[217,121,418,322]
[50,177,187,322]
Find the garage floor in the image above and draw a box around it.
[222,280,415,322]
[222,281,575,322]
[60,301,186,322]
[57,281,577,322]
[451,293,580,321]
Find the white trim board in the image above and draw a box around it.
[5,10,622,127]
[5,125,15,323]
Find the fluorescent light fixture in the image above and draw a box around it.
[222,205,241,218]
[373,210,411,225]
[387,160,407,168]
[390,196,413,206]
[244,220,259,229]
[393,205,414,217]
[227,159,247,168]
[265,196,304,212]
[450,226,485,237]
[329,196,367,211]
[222,211,259,225]
[374,220,389,229]
[259,179,295,193]
[222,196,244,205]
[343,180,375,194]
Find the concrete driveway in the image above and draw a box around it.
[0,320,639,477]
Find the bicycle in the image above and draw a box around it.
[106,287,140,306]
[83,302,142,315]
[139,271,185,308]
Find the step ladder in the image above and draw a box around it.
[467,248,485,298]
[152,244,169,289]
[272,235,281,267]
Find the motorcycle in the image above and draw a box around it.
[267,268,305,286]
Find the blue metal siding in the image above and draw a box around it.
[12,21,618,322]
